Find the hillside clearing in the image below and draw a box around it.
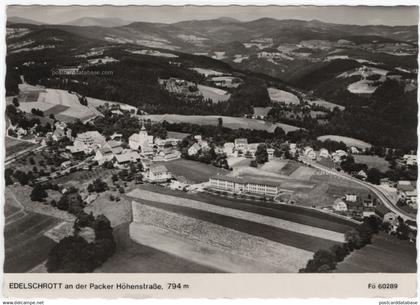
[318,135,372,149]
[268,88,300,105]
[138,114,300,133]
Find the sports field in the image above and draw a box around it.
[157,159,229,183]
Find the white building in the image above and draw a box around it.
[129,124,154,152]
[350,146,360,154]
[267,148,275,160]
[188,143,201,156]
[402,154,417,166]
[67,131,106,154]
[332,150,348,163]
[115,151,141,164]
[209,175,281,197]
[345,194,358,202]
[303,146,316,160]
[319,148,330,158]
[333,198,347,212]
[144,165,172,183]
[223,142,235,156]
[234,138,248,152]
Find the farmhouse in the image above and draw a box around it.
[267,148,275,160]
[319,148,330,158]
[332,150,347,163]
[67,131,106,154]
[234,138,248,152]
[115,151,141,165]
[223,142,235,156]
[209,175,281,197]
[332,198,347,212]
[144,165,172,183]
[303,147,316,160]
[188,143,202,156]
[402,154,417,166]
[53,122,72,141]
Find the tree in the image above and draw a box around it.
[12,97,19,107]
[5,168,14,185]
[217,117,223,128]
[87,178,109,193]
[250,160,258,167]
[30,184,48,202]
[255,144,268,164]
[396,217,410,240]
[344,229,363,250]
[366,168,382,185]
[13,170,30,185]
[274,127,285,139]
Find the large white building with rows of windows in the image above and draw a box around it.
[209,175,281,197]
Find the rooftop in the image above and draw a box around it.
[210,175,281,188]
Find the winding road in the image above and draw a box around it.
[300,157,416,222]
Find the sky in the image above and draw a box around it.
[7,5,419,26]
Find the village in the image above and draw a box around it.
[6,97,418,232]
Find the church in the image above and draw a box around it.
[129,124,154,153]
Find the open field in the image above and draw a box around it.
[157,159,229,183]
[268,88,300,105]
[130,202,314,272]
[307,99,345,110]
[137,114,300,133]
[354,155,390,172]
[85,190,132,228]
[18,88,101,123]
[95,223,219,273]
[5,137,37,157]
[167,131,190,139]
[318,135,372,149]
[196,84,230,103]
[335,233,417,273]
[127,189,345,243]
[253,107,272,117]
[190,67,224,77]
[4,199,59,273]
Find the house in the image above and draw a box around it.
[53,121,71,141]
[332,150,347,163]
[144,165,172,183]
[383,211,399,229]
[209,175,281,197]
[110,132,123,141]
[188,143,201,156]
[267,148,275,160]
[94,146,114,165]
[246,143,260,158]
[129,124,154,152]
[223,142,235,156]
[194,135,203,142]
[350,146,360,154]
[319,148,330,158]
[68,131,106,154]
[345,194,358,202]
[332,198,347,212]
[402,154,417,166]
[346,200,364,218]
[289,143,297,155]
[200,140,210,151]
[303,146,316,160]
[115,151,141,164]
[357,170,368,180]
[397,181,417,205]
[234,138,248,152]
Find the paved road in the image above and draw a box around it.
[300,157,416,222]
